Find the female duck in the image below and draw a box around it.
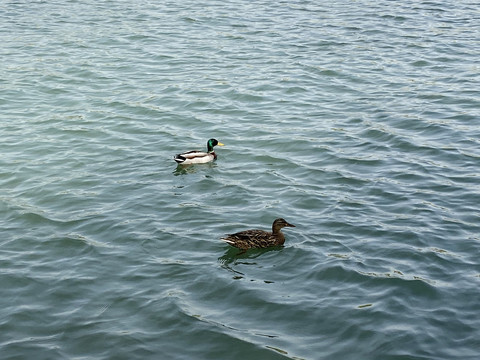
[221,218,296,250]
[174,138,224,165]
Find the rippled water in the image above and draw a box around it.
[1,1,480,359]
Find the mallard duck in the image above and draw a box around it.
[174,138,224,165]
[221,218,296,250]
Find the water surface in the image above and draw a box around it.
[1,1,480,359]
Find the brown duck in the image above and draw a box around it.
[221,218,296,250]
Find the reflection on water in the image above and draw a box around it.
[173,162,218,176]
[218,245,284,264]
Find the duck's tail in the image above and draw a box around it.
[174,154,186,163]
[220,237,235,245]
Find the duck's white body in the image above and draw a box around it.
[174,151,216,165]
[174,139,224,165]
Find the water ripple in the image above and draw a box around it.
[1,0,480,359]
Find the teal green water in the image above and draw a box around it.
[1,1,480,359]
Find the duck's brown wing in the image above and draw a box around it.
[178,150,208,159]
[222,230,276,249]
[174,150,207,160]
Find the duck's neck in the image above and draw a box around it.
[272,224,282,235]
[274,231,285,245]
[207,141,214,153]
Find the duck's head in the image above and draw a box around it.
[272,218,296,232]
[207,138,224,152]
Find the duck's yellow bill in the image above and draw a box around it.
[217,142,225,146]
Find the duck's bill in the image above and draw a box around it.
[217,142,225,146]
[286,222,296,227]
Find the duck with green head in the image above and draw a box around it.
[221,218,296,251]
[174,138,224,165]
